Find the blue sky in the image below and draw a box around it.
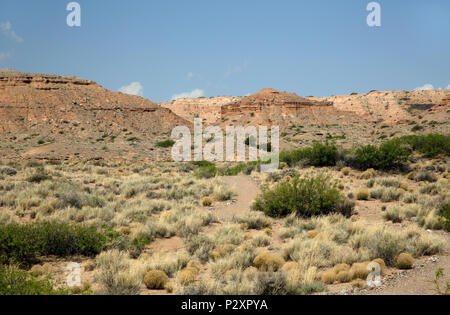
[0,0,449,102]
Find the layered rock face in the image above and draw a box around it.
[221,88,333,118]
[311,90,450,124]
[432,93,450,113]
[0,70,187,135]
[161,96,241,124]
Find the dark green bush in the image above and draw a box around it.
[0,265,69,295]
[399,134,450,157]
[156,140,175,148]
[0,222,109,266]
[252,175,353,218]
[440,204,450,232]
[280,142,337,167]
[355,139,410,170]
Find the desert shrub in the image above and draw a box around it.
[148,252,189,277]
[27,170,52,183]
[253,253,285,271]
[0,166,17,176]
[194,163,217,179]
[370,187,403,202]
[356,189,369,201]
[253,175,352,218]
[234,212,272,230]
[333,263,350,274]
[156,140,175,148]
[440,204,450,231]
[143,270,169,290]
[399,134,450,157]
[336,271,352,283]
[355,139,410,170]
[321,270,336,284]
[201,197,213,207]
[95,250,144,295]
[279,142,337,167]
[416,171,438,183]
[383,207,403,223]
[396,253,414,269]
[254,271,288,295]
[177,267,199,286]
[0,265,69,295]
[360,168,377,179]
[0,222,109,266]
[349,262,370,280]
[213,184,234,201]
[184,234,215,263]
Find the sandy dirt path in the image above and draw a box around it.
[213,175,260,221]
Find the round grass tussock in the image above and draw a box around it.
[177,267,199,286]
[396,253,414,270]
[144,270,169,290]
[321,270,336,284]
[336,271,352,283]
[253,252,285,271]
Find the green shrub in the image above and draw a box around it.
[280,142,337,167]
[0,222,110,266]
[398,134,450,157]
[440,204,450,232]
[355,139,410,170]
[0,265,70,295]
[156,140,175,148]
[192,161,218,179]
[0,166,17,176]
[252,175,352,218]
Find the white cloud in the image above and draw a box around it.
[225,61,249,78]
[446,84,450,90]
[118,82,143,97]
[414,83,434,91]
[0,21,23,43]
[187,72,194,79]
[171,89,205,100]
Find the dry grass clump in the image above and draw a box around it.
[370,186,404,202]
[210,243,256,279]
[234,212,272,230]
[336,271,352,283]
[321,270,336,284]
[30,263,53,276]
[209,244,236,261]
[251,232,272,247]
[349,262,370,280]
[201,197,213,207]
[212,181,234,201]
[215,224,246,245]
[356,189,370,201]
[360,169,377,179]
[177,266,199,286]
[341,167,351,176]
[396,253,414,269]
[143,270,169,290]
[351,279,367,289]
[281,261,300,273]
[253,252,285,271]
[306,230,319,239]
[416,171,438,183]
[333,263,350,274]
[147,251,189,277]
[95,249,146,295]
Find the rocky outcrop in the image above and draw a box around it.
[221,88,332,118]
[161,96,241,124]
[310,90,449,124]
[0,70,187,134]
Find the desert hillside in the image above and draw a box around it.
[0,70,187,161]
